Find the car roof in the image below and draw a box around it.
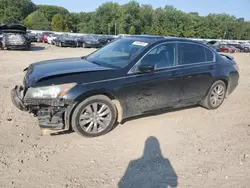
[124,35,203,45]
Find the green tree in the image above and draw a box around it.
[0,0,36,23]
[51,13,65,31]
[77,12,97,33]
[121,1,141,34]
[71,1,250,39]
[95,2,121,34]
[150,8,166,35]
[139,4,154,34]
[37,5,69,22]
[129,26,136,34]
[24,10,49,30]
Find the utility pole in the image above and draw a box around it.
[108,24,110,35]
[223,31,227,39]
[115,22,117,35]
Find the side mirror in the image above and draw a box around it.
[138,64,155,73]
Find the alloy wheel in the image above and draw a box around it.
[79,102,112,134]
[210,84,225,108]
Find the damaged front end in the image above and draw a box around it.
[11,84,76,135]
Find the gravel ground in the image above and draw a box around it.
[0,43,250,188]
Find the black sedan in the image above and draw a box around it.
[54,35,77,47]
[92,34,116,46]
[75,35,101,48]
[11,36,239,137]
[27,32,37,42]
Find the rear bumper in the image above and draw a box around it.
[61,42,77,47]
[6,44,31,50]
[227,72,239,95]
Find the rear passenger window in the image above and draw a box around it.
[179,43,206,64]
[205,48,214,61]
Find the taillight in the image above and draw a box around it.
[233,64,239,72]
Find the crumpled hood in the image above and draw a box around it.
[25,57,112,87]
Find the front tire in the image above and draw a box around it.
[201,80,227,110]
[72,95,117,137]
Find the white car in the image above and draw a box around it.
[47,34,60,45]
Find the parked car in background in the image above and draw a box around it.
[218,45,235,53]
[228,45,240,52]
[47,34,60,45]
[92,35,116,46]
[0,23,31,50]
[117,34,131,38]
[36,33,43,42]
[230,43,250,52]
[42,32,53,43]
[11,36,239,137]
[75,35,101,48]
[206,44,220,52]
[0,32,3,49]
[27,32,37,42]
[54,35,77,47]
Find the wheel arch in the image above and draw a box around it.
[65,91,124,131]
[84,92,124,123]
[214,77,229,89]
[203,77,229,101]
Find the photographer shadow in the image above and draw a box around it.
[118,136,178,188]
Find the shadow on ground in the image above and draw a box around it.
[118,136,178,188]
[31,45,45,51]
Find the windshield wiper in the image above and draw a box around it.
[88,58,120,69]
[89,60,102,66]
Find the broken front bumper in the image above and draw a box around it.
[11,85,28,111]
[11,85,74,131]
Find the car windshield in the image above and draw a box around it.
[86,38,149,68]
[92,35,100,39]
[84,35,96,40]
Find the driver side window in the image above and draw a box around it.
[140,43,177,69]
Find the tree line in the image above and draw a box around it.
[1,0,250,40]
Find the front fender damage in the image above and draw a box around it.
[11,85,75,135]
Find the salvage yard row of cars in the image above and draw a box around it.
[205,40,250,53]
[34,32,116,48]
[1,23,250,52]
[0,23,116,50]
[34,32,250,52]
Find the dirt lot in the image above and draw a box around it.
[0,43,250,188]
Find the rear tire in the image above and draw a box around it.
[201,80,227,110]
[72,95,117,137]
